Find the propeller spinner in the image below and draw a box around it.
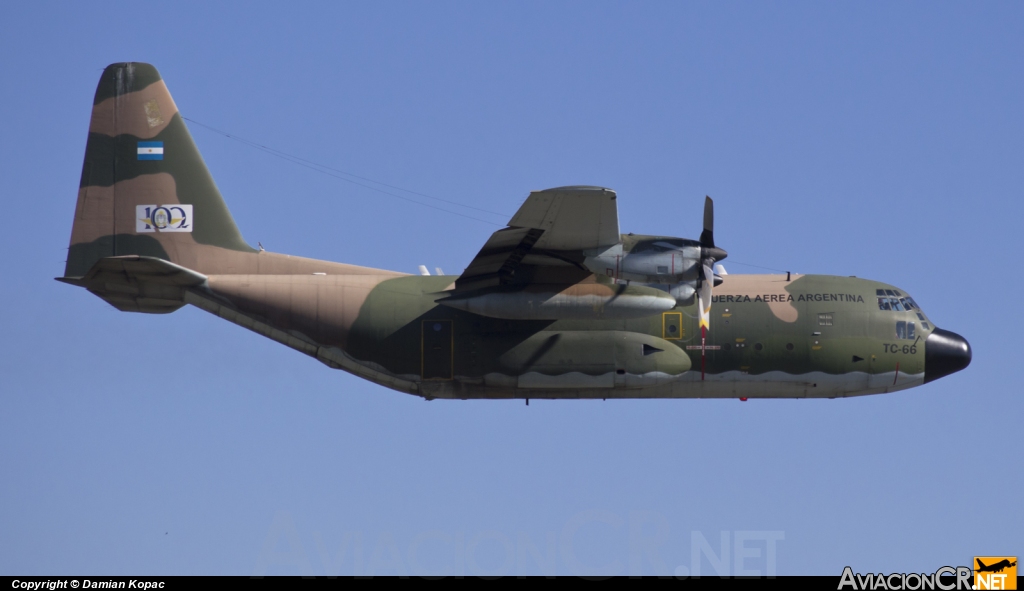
[697,196,727,380]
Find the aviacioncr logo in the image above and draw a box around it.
[136,204,193,233]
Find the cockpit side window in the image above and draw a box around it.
[894,321,916,340]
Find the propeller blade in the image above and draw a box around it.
[697,195,725,381]
[699,196,714,248]
[699,196,728,262]
[699,262,713,332]
[698,261,714,381]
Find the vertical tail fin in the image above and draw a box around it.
[65,62,255,278]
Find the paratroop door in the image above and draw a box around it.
[422,320,453,380]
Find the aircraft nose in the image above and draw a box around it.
[924,328,971,383]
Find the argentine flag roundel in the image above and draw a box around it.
[137,141,164,160]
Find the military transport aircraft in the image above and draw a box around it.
[59,63,971,401]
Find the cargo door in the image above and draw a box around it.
[422,320,453,380]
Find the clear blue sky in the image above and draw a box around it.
[1,1,1020,576]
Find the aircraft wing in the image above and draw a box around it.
[507,186,619,250]
[454,186,619,292]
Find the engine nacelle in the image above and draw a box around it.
[584,240,702,284]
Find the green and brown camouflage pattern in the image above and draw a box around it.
[60,63,967,400]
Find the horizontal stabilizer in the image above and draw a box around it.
[57,255,207,313]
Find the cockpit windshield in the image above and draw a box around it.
[877,289,920,312]
[877,289,930,329]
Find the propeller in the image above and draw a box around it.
[697,196,727,380]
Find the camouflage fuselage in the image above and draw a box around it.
[197,268,931,399]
